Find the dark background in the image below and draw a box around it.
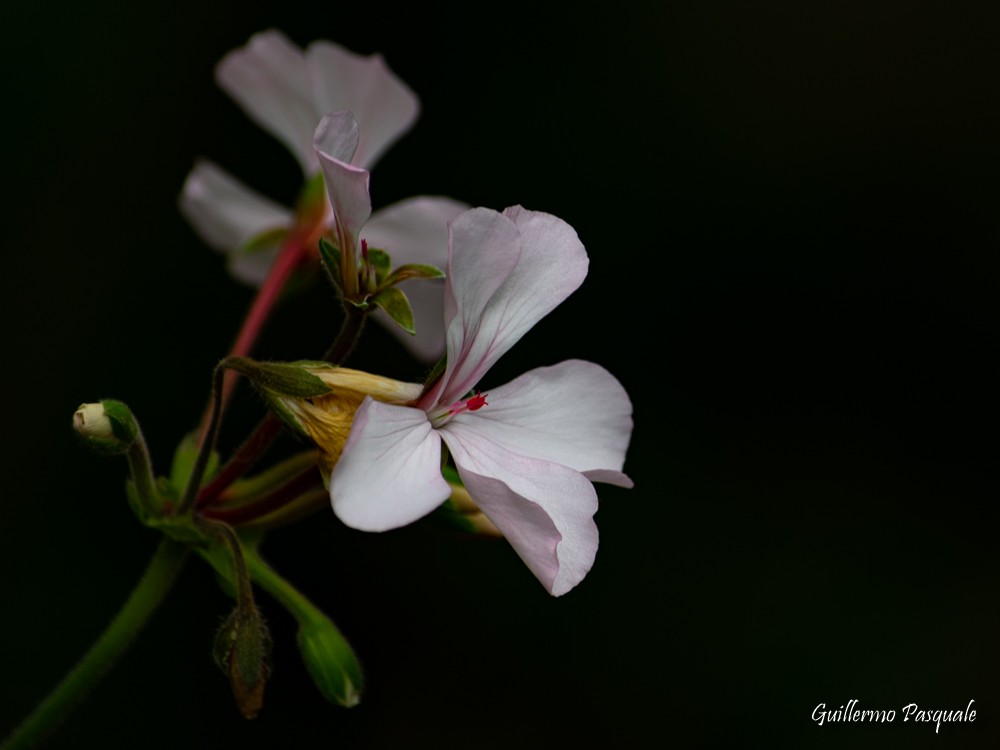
[2,1,997,748]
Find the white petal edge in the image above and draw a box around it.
[442,424,600,596]
[215,29,320,175]
[435,206,589,406]
[330,398,451,531]
[178,159,291,253]
[451,360,633,483]
[305,41,419,170]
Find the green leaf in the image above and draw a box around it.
[383,263,445,287]
[237,227,288,257]
[365,247,392,285]
[318,237,342,288]
[371,287,415,334]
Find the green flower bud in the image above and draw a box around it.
[213,605,273,719]
[298,617,363,708]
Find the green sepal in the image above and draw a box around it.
[370,286,415,334]
[223,357,333,399]
[383,263,445,287]
[101,399,139,445]
[318,237,342,288]
[169,432,220,498]
[365,247,391,285]
[298,617,364,708]
[236,227,288,258]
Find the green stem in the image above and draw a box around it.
[1,539,188,750]
[243,548,324,626]
[244,548,363,707]
[125,426,157,507]
[323,304,366,365]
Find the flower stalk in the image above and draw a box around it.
[0,539,188,750]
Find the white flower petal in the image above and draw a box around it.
[178,159,291,254]
[215,29,320,174]
[434,207,589,406]
[452,360,633,482]
[363,196,470,362]
[305,41,419,170]
[312,110,360,165]
[330,398,451,531]
[315,121,371,251]
[442,424,600,596]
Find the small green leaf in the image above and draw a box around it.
[237,227,288,257]
[371,287,415,334]
[383,263,445,287]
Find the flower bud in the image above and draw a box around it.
[72,399,139,454]
[213,605,273,719]
[297,617,364,708]
[276,366,423,476]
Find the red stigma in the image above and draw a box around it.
[360,238,369,261]
[466,392,488,411]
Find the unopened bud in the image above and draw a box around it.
[72,399,138,454]
[276,366,423,476]
[297,617,364,708]
[213,606,273,719]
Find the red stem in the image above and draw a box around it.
[216,232,309,417]
[200,466,321,526]
[195,414,283,509]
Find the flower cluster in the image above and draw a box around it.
[23,28,636,739]
[179,31,634,597]
[179,29,466,361]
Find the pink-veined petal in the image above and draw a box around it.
[431,207,589,407]
[178,158,291,254]
[441,425,600,596]
[215,29,319,175]
[315,113,371,250]
[363,196,470,362]
[451,360,633,485]
[305,41,419,170]
[330,399,451,531]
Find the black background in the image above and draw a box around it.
[2,1,997,748]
